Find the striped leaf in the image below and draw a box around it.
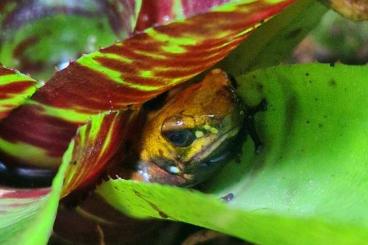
[0,0,294,170]
[0,66,36,121]
[0,146,68,245]
[61,111,136,196]
[136,0,238,31]
[0,187,51,245]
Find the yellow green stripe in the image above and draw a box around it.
[27,100,93,123]
[0,137,59,167]
[0,74,36,85]
[146,29,197,46]
[77,55,160,91]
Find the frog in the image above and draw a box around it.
[53,69,246,244]
[1,69,245,192]
[125,69,244,186]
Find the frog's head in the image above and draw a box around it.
[132,69,244,186]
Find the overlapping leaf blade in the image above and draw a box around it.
[98,64,368,245]
[0,144,69,245]
[61,111,135,196]
[0,0,294,191]
[0,2,297,242]
[0,108,132,244]
[0,187,51,244]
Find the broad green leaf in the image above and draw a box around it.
[0,144,70,245]
[220,0,327,75]
[0,0,293,171]
[0,66,37,120]
[98,64,368,245]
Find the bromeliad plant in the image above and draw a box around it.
[1,0,368,244]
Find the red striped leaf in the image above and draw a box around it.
[0,0,294,173]
[0,66,36,121]
[136,0,233,31]
[61,111,136,196]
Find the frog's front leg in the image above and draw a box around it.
[228,74,266,155]
[244,98,267,154]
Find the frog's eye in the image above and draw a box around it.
[162,129,196,147]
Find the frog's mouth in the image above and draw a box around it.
[189,126,240,167]
[175,126,240,185]
[133,127,240,186]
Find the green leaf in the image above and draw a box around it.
[220,0,327,75]
[0,143,70,245]
[97,64,368,245]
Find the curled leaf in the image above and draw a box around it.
[98,64,368,245]
[0,145,68,245]
[61,111,136,196]
[0,0,294,171]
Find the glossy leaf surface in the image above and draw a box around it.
[0,66,36,120]
[0,0,293,171]
[61,111,135,196]
[0,146,69,245]
[0,1,299,243]
[98,64,368,245]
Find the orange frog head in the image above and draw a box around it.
[131,69,244,186]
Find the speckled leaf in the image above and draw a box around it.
[0,66,36,120]
[0,0,294,170]
[0,145,69,245]
[98,64,368,245]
